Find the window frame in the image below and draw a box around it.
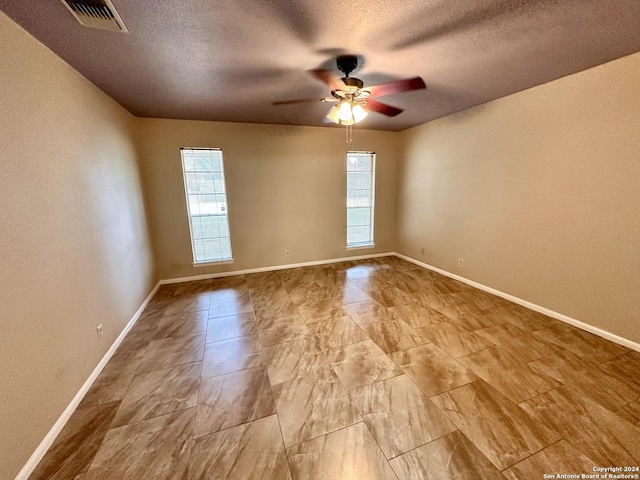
[346,151,376,249]
[180,147,234,266]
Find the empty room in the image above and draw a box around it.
[1,1,639,479]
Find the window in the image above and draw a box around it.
[346,151,375,248]
[180,148,233,264]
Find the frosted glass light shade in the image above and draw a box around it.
[326,105,341,124]
[338,101,353,121]
[352,104,368,123]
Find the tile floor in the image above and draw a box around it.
[29,256,640,479]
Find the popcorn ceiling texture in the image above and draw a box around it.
[1,0,640,130]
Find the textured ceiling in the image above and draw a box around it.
[2,0,639,131]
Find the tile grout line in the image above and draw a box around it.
[283,419,366,451]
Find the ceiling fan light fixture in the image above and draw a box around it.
[327,99,366,127]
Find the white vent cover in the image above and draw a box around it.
[61,0,128,32]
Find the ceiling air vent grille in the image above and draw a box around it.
[61,0,128,32]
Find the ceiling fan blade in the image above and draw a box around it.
[309,69,346,91]
[366,77,426,98]
[365,99,404,117]
[272,98,324,105]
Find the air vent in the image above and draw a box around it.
[61,0,128,32]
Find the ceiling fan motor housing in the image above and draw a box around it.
[336,56,364,92]
[337,55,359,77]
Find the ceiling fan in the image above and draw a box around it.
[273,55,427,126]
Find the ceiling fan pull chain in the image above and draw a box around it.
[345,124,353,145]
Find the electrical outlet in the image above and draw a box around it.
[96,324,104,338]
[458,258,464,267]
[285,250,291,257]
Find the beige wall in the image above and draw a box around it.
[0,12,155,479]
[397,52,640,343]
[136,119,400,279]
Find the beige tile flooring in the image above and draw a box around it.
[29,256,640,479]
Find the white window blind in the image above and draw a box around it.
[180,148,233,264]
[346,151,375,248]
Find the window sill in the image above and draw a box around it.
[346,244,375,251]
[192,259,234,267]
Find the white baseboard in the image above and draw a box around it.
[160,252,395,284]
[394,252,640,353]
[15,282,161,480]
